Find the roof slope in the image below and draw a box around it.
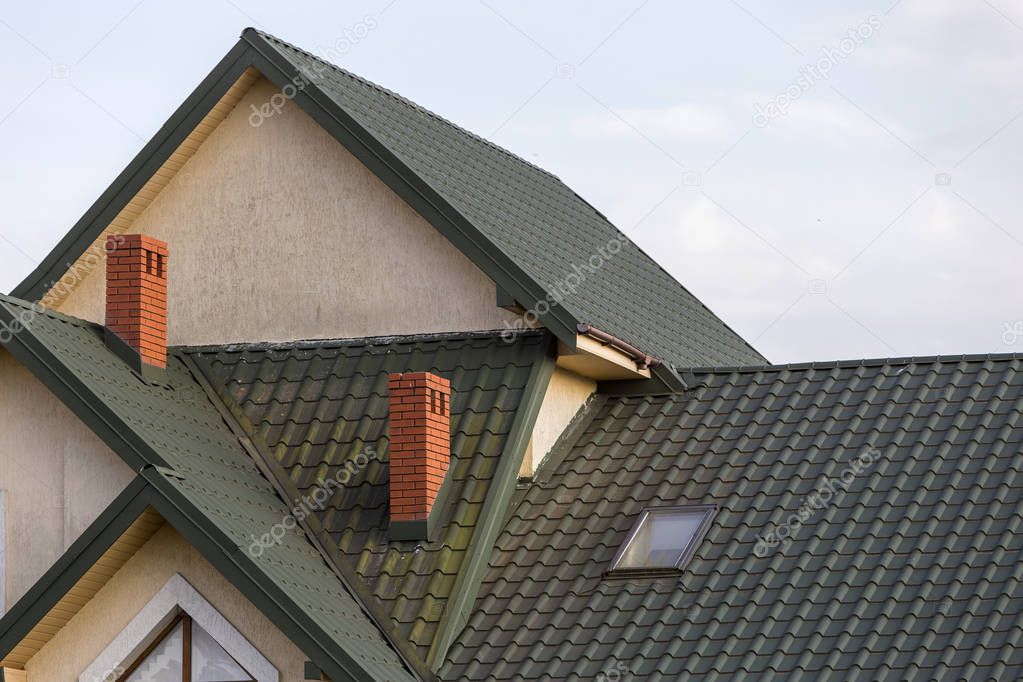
[186,331,553,667]
[442,355,1023,680]
[0,295,416,682]
[252,30,762,369]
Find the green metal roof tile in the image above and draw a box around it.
[186,330,552,665]
[442,354,1023,681]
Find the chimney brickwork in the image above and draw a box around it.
[388,371,451,538]
[105,234,168,368]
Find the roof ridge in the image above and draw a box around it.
[683,351,1023,375]
[250,28,564,184]
[173,328,545,354]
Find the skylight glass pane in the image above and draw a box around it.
[613,507,712,570]
[125,621,183,682]
[192,622,254,681]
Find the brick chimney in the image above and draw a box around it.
[387,371,451,541]
[105,234,168,370]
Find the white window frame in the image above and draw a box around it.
[80,573,278,682]
[608,504,717,573]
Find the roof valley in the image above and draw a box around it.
[179,351,427,677]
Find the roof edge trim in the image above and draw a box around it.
[0,478,152,661]
[577,323,660,370]
[426,335,558,670]
[678,350,1023,378]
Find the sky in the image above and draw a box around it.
[0,0,1021,364]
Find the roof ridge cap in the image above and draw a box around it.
[683,351,1023,375]
[173,328,546,354]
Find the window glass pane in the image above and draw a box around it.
[192,622,253,681]
[615,508,710,570]
[125,621,183,682]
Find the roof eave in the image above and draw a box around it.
[11,39,253,302]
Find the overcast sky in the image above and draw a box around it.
[1,0,1021,364]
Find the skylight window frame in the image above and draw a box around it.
[608,504,717,576]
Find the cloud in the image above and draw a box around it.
[780,98,878,137]
[673,195,729,253]
[755,96,886,146]
[859,0,1023,88]
[576,103,730,141]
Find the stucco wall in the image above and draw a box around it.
[522,367,595,475]
[0,349,134,610]
[24,524,308,682]
[55,77,519,345]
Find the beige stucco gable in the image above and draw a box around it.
[0,349,134,610]
[23,523,308,682]
[54,77,520,346]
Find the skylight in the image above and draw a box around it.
[610,505,715,572]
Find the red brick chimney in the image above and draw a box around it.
[105,234,168,369]
[388,371,451,540]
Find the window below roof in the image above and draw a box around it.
[118,613,254,682]
[609,505,715,574]
[82,573,278,682]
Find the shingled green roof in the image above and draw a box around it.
[0,295,416,682]
[185,330,554,672]
[441,355,1023,680]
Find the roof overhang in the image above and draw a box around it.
[556,331,653,381]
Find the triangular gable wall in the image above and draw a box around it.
[49,75,519,347]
